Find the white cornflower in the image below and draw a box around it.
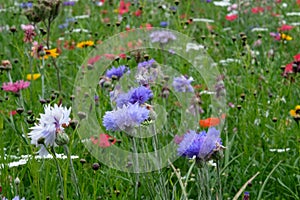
[28,104,71,156]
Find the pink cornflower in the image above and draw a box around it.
[21,24,36,43]
[2,80,30,93]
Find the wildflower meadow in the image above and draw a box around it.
[0,0,300,199]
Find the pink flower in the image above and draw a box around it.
[21,24,36,43]
[251,7,264,14]
[119,0,130,15]
[2,80,30,93]
[278,24,294,32]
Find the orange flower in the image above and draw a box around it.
[199,117,220,128]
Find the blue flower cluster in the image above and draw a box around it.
[172,75,194,92]
[115,86,153,107]
[177,127,222,161]
[106,65,129,79]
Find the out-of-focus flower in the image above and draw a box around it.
[172,75,194,92]
[106,65,129,79]
[12,196,25,200]
[243,192,250,200]
[270,32,281,41]
[281,33,292,41]
[21,24,36,43]
[160,21,168,27]
[28,104,71,156]
[177,127,223,161]
[63,1,76,6]
[225,14,238,21]
[199,117,220,128]
[119,0,130,15]
[290,105,300,123]
[26,73,41,81]
[76,40,94,48]
[149,30,176,44]
[278,24,294,31]
[103,103,149,132]
[90,133,116,148]
[251,7,264,14]
[2,80,30,93]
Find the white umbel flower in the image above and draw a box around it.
[28,104,71,156]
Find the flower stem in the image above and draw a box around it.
[63,145,81,199]
[50,146,64,198]
[216,160,222,200]
[131,137,139,199]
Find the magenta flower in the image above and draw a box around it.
[2,80,30,93]
[21,24,36,43]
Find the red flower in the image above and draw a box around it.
[119,0,130,15]
[225,14,238,21]
[90,133,116,148]
[278,24,294,32]
[88,55,101,65]
[284,62,293,74]
[135,9,142,17]
[294,54,300,62]
[199,117,220,128]
[251,7,264,14]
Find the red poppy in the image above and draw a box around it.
[199,117,220,128]
[90,133,116,148]
[278,24,294,32]
[225,14,238,21]
[251,7,264,14]
[119,0,130,15]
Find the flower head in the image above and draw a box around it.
[2,80,30,93]
[90,133,116,148]
[21,24,36,43]
[177,127,223,161]
[199,117,220,128]
[76,40,94,48]
[103,103,149,132]
[172,75,194,92]
[115,86,153,107]
[28,104,71,156]
[26,73,41,81]
[149,30,176,44]
[119,0,130,15]
[106,65,129,79]
[44,48,59,59]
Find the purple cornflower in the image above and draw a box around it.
[136,59,161,85]
[63,1,76,6]
[115,86,153,107]
[172,75,194,92]
[20,2,33,9]
[177,127,222,161]
[149,30,176,44]
[103,103,149,132]
[106,65,129,79]
[243,192,250,200]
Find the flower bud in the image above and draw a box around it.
[55,131,69,146]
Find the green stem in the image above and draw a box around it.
[131,137,139,199]
[63,145,81,199]
[50,146,65,198]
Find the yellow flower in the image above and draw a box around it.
[281,33,292,41]
[26,73,41,81]
[76,40,94,48]
[290,105,300,117]
[43,48,59,59]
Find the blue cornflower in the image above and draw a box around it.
[103,103,149,132]
[19,2,33,9]
[172,75,194,92]
[115,86,153,107]
[177,127,222,161]
[137,59,156,69]
[160,21,168,28]
[106,65,129,79]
